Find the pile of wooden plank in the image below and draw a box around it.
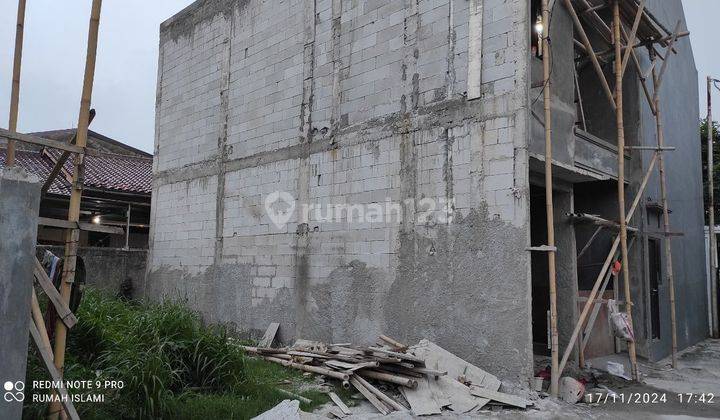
[241,326,532,416]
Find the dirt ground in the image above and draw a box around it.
[578,338,720,419]
[308,339,719,419]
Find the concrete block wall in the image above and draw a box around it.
[149,0,533,383]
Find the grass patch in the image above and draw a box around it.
[23,289,333,419]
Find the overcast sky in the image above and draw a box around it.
[0,0,718,153]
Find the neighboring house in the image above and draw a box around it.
[0,129,152,248]
[148,0,705,384]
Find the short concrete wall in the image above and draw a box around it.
[38,246,147,299]
[0,167,41,420]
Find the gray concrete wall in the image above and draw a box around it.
[634,0,707,360]
[38,246,147,299]
[149,0,534,383]
[0,168,41,419]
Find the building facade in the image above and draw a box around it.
[148,0,706,384]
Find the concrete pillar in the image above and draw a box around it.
[0,167,41,419]
[555,190,579,363]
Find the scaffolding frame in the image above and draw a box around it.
[1,0,103,418]
[545,0,687,389]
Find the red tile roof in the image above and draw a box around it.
[1,148,152,196]
[0,149,70,195]
[47,149,153,194]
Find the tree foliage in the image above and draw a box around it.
[701,118,720,225]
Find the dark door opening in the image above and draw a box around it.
[530,185,550,355]
[649,238,662,339]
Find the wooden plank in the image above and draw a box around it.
[328,392,352,415]
[410,366,447,377]
[34,258,77,328]
[38,217,124,235]
[378,334,407,351]
[0,128,84,154]
[258,322,279,348]
[287,350,328,359]
[263,356,349,381]
[29,321,80,420]
[274,388,311,404]
[349,377,391,415]
[358,370,417,388]
[31,289,52,353]
[324,360,379,372]
[468,386,531,409]
[367,346,425,364]
[354,375,407,412]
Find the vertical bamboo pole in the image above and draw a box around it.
[613,0,639,381]
[48,1,102,418]
[652,62,678,367]
[709,75,720,338]
[541,0,559,397]
[5,0,27,166]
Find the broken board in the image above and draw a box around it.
[258,322,280,348]
[328,392,351,415]
[399,377,443,415]
[469,386,531,408]
[409,339,501,410]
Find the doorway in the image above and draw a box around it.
[648,238,662,340]
[530,185,550,355]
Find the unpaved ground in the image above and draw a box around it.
[582,339,720,419]
[310,339,720,419]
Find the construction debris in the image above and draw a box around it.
[251,399,320,420]
[328,392,352,415]
[558,377,585,404]
[241,328,532,416]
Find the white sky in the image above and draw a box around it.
[0,0,717,153]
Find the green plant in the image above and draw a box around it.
[24,289,325,420]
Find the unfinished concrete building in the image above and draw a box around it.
[147,0,707,384]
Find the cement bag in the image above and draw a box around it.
[608,299,634,342]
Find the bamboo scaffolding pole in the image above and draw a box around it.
[576,0,612,44]
[562,0,616,110]
[353,375,406,412]
[577,226,603,261]
[620,0,646,77]
[654,21,682,92]
[49,1,102,418]
[558,149,658,376]
[613,0,639,381]
[708,76,719,337]
[652,59,678,366]
[41,109,96,196]
[573,67,587,130]
[5,0,26,166]
[541,0,560,398]
[580,237,637,364]
[624,33,656,115]
[31,290,52,353]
